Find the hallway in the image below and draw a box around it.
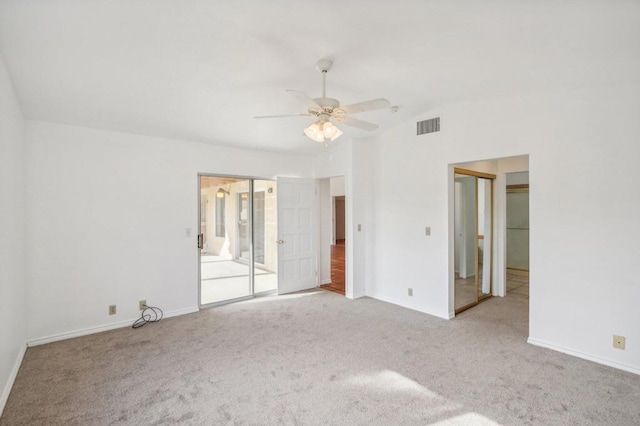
[320,239,345,295]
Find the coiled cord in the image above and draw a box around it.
[132,304,164,329]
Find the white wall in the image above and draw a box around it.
[507,172,529,186]
[0,52,26,414]
[329,176,345,197]
[367,82,640,373]
[350,138,376,299]
[330,176,347,242]
[24,121,314,343]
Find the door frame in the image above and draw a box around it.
[316,175,350,297]
[448,157,530,320]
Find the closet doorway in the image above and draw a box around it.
[506,172,530,298]
[454,168,495,313]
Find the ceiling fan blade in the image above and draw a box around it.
[254,113,312,119]
[334,116,379,131]
[287,90,321,109]
[339,98,391,114]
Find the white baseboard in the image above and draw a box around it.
[27,306,199,347]
[368,294,450,320]
[352,291,366,299]
[0,343,27,416]
[528,337,640,376]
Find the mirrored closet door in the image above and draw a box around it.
[454,168,495,314]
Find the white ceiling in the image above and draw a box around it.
[0,0,637,154]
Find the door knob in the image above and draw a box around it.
[276,240,284,244]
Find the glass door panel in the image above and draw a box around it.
[478,177,492,300]
[254,180,278,294]
[237,191,250,262]
[453,169,494,314]
[200,177,251,305]
[200,193,207,255]
[454,173,478,311]
[253,191,265,265]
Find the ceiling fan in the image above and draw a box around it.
[254,59,391,144]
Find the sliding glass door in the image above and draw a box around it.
[453,169,495,314]
[253,180,278,294]
[198,175,277,307]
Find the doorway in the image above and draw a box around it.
[198,176,277,306]
[505,172,529,298]
[453,168,495,313]
[319,177,346,295]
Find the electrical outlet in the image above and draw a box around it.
[109,305,116,315]
[139,300,146,310]
[408,288,413,297]
[613,335,626,350]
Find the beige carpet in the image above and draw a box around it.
[2,290,639,425]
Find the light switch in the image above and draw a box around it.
[425,226,431,236]
[358,224,362,232]
[185,228,192,237]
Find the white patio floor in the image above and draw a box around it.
[201,255,277,305]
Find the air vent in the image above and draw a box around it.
[417,117,440,135]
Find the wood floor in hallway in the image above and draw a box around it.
[320,239,345,295]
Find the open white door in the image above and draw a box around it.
[277,177,317,294]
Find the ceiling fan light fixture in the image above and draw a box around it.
[304,120,324,143]
[330,126,343,141]
[322,121,338,138]
[304,119,344,143]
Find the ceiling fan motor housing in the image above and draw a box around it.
[310,97,343,118]
[312,97,339,108]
